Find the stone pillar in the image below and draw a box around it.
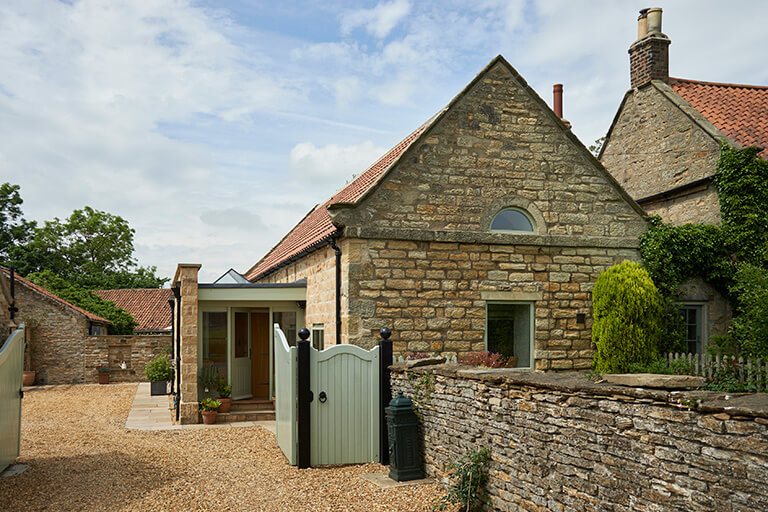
[174,263,201,424]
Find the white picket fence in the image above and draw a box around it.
[664,352,768,389]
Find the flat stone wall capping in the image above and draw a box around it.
[392,366,768,511]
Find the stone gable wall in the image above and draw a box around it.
[333,62,646,240]
[392,367,768,512]
[258,244,339,345]
[600,85,722,224]
[640,181,722,225]
[85,334,171,383]
[15,282,90,385]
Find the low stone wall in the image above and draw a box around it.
[391,366,768,511]
[85,335,171,383]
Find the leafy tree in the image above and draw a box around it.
[26,270,137,334]
[9,205,166,289]
[0,183,36,261]
[589,136,606,157]
[727,264,768,360]
[592,261,663,373]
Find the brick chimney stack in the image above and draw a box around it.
[629,7,670,89]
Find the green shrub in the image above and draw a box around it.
[729,263,768,360]
[197,366,221,399]
[434,448,491,511]
[627,357,694,376]
[592,261,663,374]
[199,398,221,412]
[217,378,231,399]
[145,355,173,382]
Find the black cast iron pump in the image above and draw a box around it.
[385,391,423,481]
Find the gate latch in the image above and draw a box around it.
[319,391,327,403]
[19,388,24,399]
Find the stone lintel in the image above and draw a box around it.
[481,291,543,302]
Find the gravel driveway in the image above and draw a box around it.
[1,384,443,511]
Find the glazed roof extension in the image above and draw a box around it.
[670,78,768,158]
[1,268,111,325]
[94,288,173,332]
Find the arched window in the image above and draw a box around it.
[490,208,534,232]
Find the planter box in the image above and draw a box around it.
[150,380,168,396]
[98,372,110,385]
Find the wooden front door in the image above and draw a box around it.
[250,311,270,400]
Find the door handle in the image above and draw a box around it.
[319,391,327,403]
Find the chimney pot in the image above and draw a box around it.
[553,84,563,118]
[646,7,663,34]
[637,10,648,39]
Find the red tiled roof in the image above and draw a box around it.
[670,78,768,158]
[245,113,442,280]
[1,268,111,324]
[94,288,173,332]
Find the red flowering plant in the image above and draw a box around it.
[458,351,517,368]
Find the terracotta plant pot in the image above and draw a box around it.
[201,410,217,425]
[217,398,232,413]
[98,372,110,385]
[23,371,35,386]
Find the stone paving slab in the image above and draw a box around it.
[125,383,277,432]
[360,473,435,489]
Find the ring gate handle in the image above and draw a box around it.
[319,391,327,403]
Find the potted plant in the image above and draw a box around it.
[199,398,221,425]
[145,354,173,396]
[96,365,110,384]
[217,378,232,413]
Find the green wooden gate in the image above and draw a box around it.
[274,324,297,465]
[0,326,24,473]
[309,344,380,465]
[274,325,390,467]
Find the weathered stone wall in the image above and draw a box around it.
[258,244,339,345]
[0,272,13,337]
[15,281,90,385]
[392,366,768,512]
[345,237,638,370]
[600,84,722,223]
[85,335,171,383]
[640,181,721,225]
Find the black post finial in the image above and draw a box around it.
[379,327,392,340]
[298,328,310,341]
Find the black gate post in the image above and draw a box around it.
[379,327,393,465]
[297,328,312,469]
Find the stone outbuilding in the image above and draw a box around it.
[241,55,648,371]
[1,267,110,385]
[599,8,768,352]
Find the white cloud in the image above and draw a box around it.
[289,141,387,184]
[200,208,266,231]
[341,0,412,39]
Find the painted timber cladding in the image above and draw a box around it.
[274,325,297,465]
[0,327,24,472]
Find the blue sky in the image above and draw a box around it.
[1,0,767,282]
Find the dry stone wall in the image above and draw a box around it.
[392,366,768,512]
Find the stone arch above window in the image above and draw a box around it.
[482,197,546,236]
[490,208,534,232]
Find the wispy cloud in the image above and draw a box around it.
[341,0,412,39]
[289,140,387,185]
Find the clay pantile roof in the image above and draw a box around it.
[1,268,111,324]
[94,288,173,332]
[244,113,443,280]
[670,78,768,158]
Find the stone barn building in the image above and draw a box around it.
[1,267,110,385]
[599,8,768,351]
[241,55,648,371]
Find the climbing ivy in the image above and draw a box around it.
[638,144,768,359]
